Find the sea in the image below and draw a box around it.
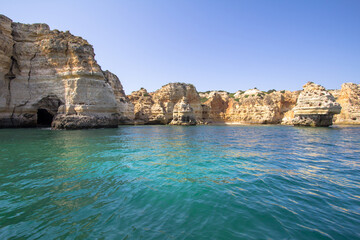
[0,125,359,239]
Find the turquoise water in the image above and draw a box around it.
[0,126,360,239]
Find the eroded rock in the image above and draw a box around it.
[103,70,134,124]
[0,15,121,129]
[170,97,196,125]
[128,88,154,124]
[128,83,202,125]
[333,83,360,124]
[292,82,341,127]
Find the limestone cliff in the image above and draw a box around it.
[128,88,154,124]
[201,90,299,124]
[0,15,125,129]
[232,90,299,124]
[234,89,261,99]
[333,83,360,124]
[202,93,229,122]
[2,16,358,129]
[199,91,229,100]
[128,83,202,125]
[170,97,197,125]
[103,70,134,124]
[292,82,341,127]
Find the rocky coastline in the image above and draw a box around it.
[1,15,359,129]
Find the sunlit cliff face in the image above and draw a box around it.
[0,15,121,129]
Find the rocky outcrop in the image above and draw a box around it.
[292,82,341,127]
[152,83,202,123]
[103,70,134,124]
[0,15,124,129]
[235,88,261,99]
[227,91,299,124]
[2,16,358,129]
[333,83,360,124]
[200,90,299,124]
[170,97,197,125]
[128,83,202,125]
[199,91,229,100]
[202,93,229,122]
[128,88,154,124]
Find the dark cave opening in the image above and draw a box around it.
[37,109,54,127]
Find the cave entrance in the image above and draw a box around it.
[35,95,63,128]
[37,109,54,127]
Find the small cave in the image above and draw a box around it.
[35,95,63,128]
[37,109,54,127]
[181,116,190,122]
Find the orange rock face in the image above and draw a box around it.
[333,83,360,124]
[202,93,229,122]
[128,83,203,125]
[128,88,154,124]
[201,90,299,124]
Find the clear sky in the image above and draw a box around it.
[2,0,360,94]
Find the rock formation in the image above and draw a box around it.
[202,93,229,123]
[292,82,341,127]
[232,90,299,124]
[103,70,134,124]
[170,97,197,125]
[128,88,154,124]
[235,88,261,99]
[333,83,360,124]
[200,90,299,124]
[128,83,202,125]
[199,91,229,100]
[0,15,131,129]
[1,16,358,129]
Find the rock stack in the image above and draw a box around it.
[292,82,341,127]
[170,97,196,125]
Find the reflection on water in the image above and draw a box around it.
[0,125,360,239]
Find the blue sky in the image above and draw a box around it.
[2,0,360,94]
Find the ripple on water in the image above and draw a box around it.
[0,126,360,239]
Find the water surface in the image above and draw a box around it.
[0,125,360,239]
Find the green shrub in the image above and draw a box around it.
[200,97,208,103]
[266,89,276,94]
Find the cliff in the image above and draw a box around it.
[128,83,203,125]
[292,82,341,127]
[200,90,299,124]
[103,70,134,124]
[128,82,359,127]
[1,15,358,129]
[333,83,360,124]
[128,88,154,124]
[0,15,130,129]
